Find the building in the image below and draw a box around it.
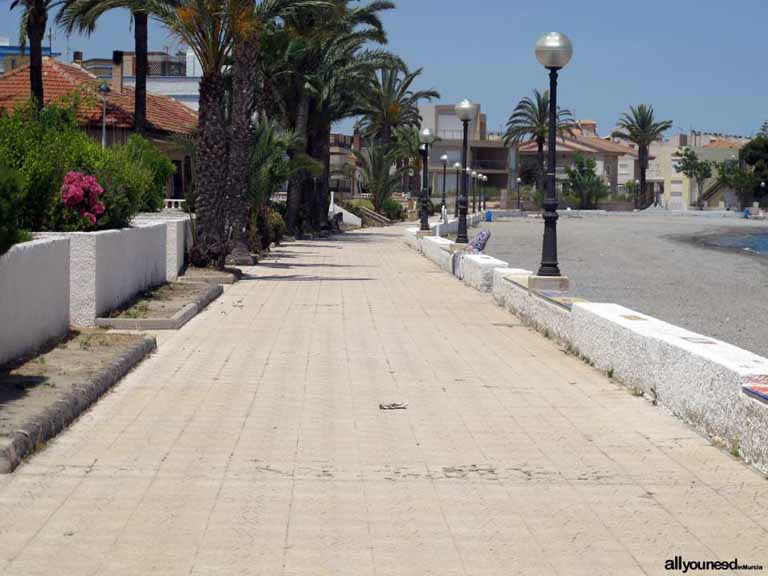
[0,36,59,75]
[418,103,512,201]
[329,132,361,197]
[0,57,198,200]
[516,120,637,195]
[75,49,201,110]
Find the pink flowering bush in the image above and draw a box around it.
[60,171,106,229]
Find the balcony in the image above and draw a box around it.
[471,159,508,170]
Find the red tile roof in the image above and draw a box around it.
[518,134,636,157]
[0,58,196,136]
[703,139,744,150]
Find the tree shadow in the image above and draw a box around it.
[242,275,374,282]
[0,375,50,406]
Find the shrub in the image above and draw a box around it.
[0,99,174,231]
[0,164,31,255]
[380,197,404,221]
[59,171,106,230]
[269,210,286,245]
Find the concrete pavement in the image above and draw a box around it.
[0,227,766,575]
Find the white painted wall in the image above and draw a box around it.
[133,214,191,280]
[0,238,70,366]
[56,225,167,326]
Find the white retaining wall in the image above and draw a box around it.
[133,213,192,280]
[67,224,167,326]
[404,221,768,474]
[0,238,71,366]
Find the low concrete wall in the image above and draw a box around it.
[61,225,167,326]
[405,224,768,474]
[421,236,454,273]
[0,238,70,366]
[459,254,510,291]
[571,303,768,472]
[330,203,362,229]
[492,270,572,346]
[133,213,192,280]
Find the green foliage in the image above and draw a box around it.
[380,196,404,220]
[250,205,287,252]
[717,159,758,207]
[121,135,176,212]
[564,154,610,209]
[353,143,401,210]
[0,100,175,231]
[0,164,31,255]
[675,147,712,208]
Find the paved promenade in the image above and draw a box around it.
[0,227,766,575]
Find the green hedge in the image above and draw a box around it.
[0,164,31,255]
[0,101,175,232]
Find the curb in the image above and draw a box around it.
[178,267,242,286]
[95,284,223,330]
[0,335,157,474]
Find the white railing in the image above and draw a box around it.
[163,198,187,211]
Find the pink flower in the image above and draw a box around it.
[62,185,84,206]
[92,201,105,215]
[83,212,97,225]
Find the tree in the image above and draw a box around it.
[675,147,712,210]
[10,0,61,114]
[717,159,758,209]
[151,0,231,267]
[391,125,422,195]
[353,143,401,211]
[355,65,439,144]
[613,104,672,208]
[503,89,574,193]
[564,154,609,209]
[58,0,161,134]
[623,179,638,204]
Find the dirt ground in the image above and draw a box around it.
[0,331,146,440]
[110,282,210,319]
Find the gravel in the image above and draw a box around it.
[483,213,768,357]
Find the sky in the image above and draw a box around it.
[1,0,766,138]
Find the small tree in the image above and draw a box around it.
[623,179,638,203]
[675,147,712,210]
[717,159,758,208]
[564,154,609,209]
[353,143,401,211]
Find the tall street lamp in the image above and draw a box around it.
[471,170,478,212]
[453,161,462,217]
[482,174,488,211]
[98,82,111,149]
[455,99,477,243]
[516,176,522,210]
[535,31,573,277]
[419,128,436,231]
[440,153,448,221]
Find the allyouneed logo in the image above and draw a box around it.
[665,556,764,573]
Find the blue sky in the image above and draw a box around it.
[1,0,765,137]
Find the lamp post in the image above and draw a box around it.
[419,128,436,231]
[98,82,111,149]
[516,176,522,210]
[440,153,448,221]
[471,170,478,212]
[634,178,640,209]
[453,161,462,217]
[482,174,488,211]
[535,31,573,277]
[455,99,477,243]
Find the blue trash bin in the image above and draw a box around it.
[485,210,492,222]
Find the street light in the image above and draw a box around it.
[634,178,640,209]
[455,99,477,243]
[440,153,449,221]
[534,31,573,277]
[482,174,488,211]
[453,161,462,217]
[516,176,523,210]
[98,82,111,149]
[471,170,478,213]
[419,128,436,231]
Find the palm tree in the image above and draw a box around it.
[356,65,438,145]
[613,104,672,208]
[151,0,231,267]
[271,0,395,233]
[391,125,422,195]
[10,0,61,114]
[503,89,574,193]
[58,0,159,133]
[353,143,400,211]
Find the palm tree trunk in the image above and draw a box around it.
[26,10,47,115]
[192,73,229,268]
[286,94,309,235]
[639,147,647,210]
[133,11,148,134]
[227,32,260,264]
